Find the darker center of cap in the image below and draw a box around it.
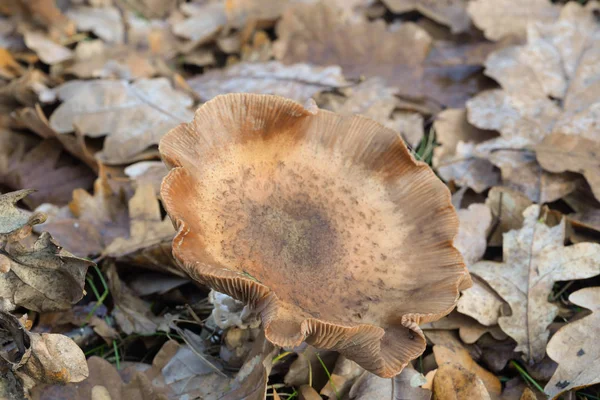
[241,196,339,272]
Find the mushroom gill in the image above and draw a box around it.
[159,93,471,377]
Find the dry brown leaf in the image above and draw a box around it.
[38,174,129,258]
[433,363,491,400]
[485,186,532,247]
[545,287,600,399]
[284,347,337,389]
[433,344,501,396]
[49,78,193,164]
[320,356,363,399]
[66,6,124,44]
[381,0,470,33]
[275,2,488,108]
[23,31,72,65]
[422,312,506,345]
[433,108,499,193]
[487,150,580,203]
[348,367,431,400]
[124,161,168,195]
[536,134,600,203]
[467,0,560,41]
[0,190,93,312]
[0,130,95,208]
[455,203,492,266]
[0,311,88,398]
[172,1,227,44]
[0,47,23,79]
[188,61,348,104]
[469,204,600,363]
[457,276,505,326]
[118,0,178,19]
[468,3,600,153]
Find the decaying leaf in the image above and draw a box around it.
[485,186,532,247]
[0,311,88,397]
[433,108,499,193]
[433,344,501,396]
[381,0,470,33]
[457,277,505,327]
[172,1,227,44]
[275,2,489,108]
[545,287,600,399]
[23,31,72,65]
[469,204,600,363]
[49,78,193,164]
[0,190,93,312]
[188,61,348,104]
[487,149,580,203]
[320,356,364,399]
[467,0,560,41]
[0,130,95,208]
[432,363,491,400]
[467,3,600,153]
[455,203,492,266]
[348,367,431,400]
[66,6,124,44]
[422,312,507,345]
[536,134,600,203]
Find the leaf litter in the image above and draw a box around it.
[1,0,600,399]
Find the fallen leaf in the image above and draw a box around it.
[274,2,487,108]
[422,312,507,345]
[106,263,158,335]
[0,47,23,79]
[455,203,492,266]
[0,129,95,208]
[467,3,600,153]
[348,367,432,400]
[469,204,600,363]
[188,61,348,104]
[0,190,93,312]
[210,290,261,330]
[433,108,500,193]
[172,1,227,44]
[66,6,124,44]
[536,134,600,203]
[487,150,580,203]
[320,356,364,399]
[545,287,600,399]
[124,161,168,195]
[433,344,501,396]
[381,0,470,33]
[457,276,505,326]
[49,78,193,164]
[23,31,73,65]
[467,0,560,41]
[432,363,490,400]
[485,186,532,247]
[284,347,338,390]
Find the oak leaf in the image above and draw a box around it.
[469,204,600,363]
[49,78,193,164]
[381,0,470,33]
[188,61,348,104]
[432,363,490,400]
[467,0,560,41]
[536,134,600,203]
[485,186,532,247]
[467,2,600,152]
[454,203,492,266]
[23,31,72,65]
[0,190,93,312]
[348,367,431,400]
[545,287,600,399]
[66,6,124,44]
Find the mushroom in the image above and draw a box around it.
[159,93,471,377]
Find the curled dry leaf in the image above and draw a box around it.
[433,108,499,193]
[422,312,507,345]
[160,93,470,378]
[433,344,501,396]
[432,363,491,400]
[0,311,88,397]
[536,134,600,203]
[210,290,261,330]
[0,190,93,312]
[172,1,227,44]
[545,287,600,399]
[320,356,364,399]
[188,61,348,104]
[469,204,600,363]
[348,366,431,400]
[468,2,600,152]
[49,78,193,164]
[381,0,470,33]
[457,276,505,327]
[66,6,124,44]
[467,0,560,41]
[0,129,95,208]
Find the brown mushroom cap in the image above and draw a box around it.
[160,93,471,377]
